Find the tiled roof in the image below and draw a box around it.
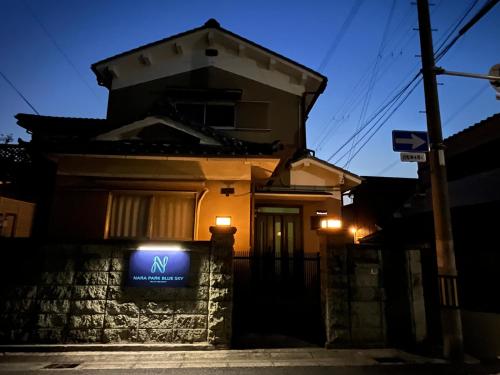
[15,111,280,157]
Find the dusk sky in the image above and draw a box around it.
[0,0,498,178]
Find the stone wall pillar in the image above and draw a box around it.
[319,230,351,347]
[207,226,236,348]
[319,229,386,348]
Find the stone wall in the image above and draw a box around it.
[319,230,386,348]
[0,227,234,347]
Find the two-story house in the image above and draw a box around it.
[17,19,361,257]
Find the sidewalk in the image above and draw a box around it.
[0,348,451,371]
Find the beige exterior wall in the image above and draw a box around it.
[196,180,251,253]
[49,174,252,252]
[107,67,301,150]
[302,199,341,254]
[0,196,35,237]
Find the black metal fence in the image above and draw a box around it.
[232,252,323,347]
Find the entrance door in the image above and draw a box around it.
[254,206,302,257]
[233,206,323,348]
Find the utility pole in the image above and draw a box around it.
[416,0,463,362]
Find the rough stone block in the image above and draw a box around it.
[108,272,123,286]
[172,329,207,343]
[73,285,107,300]
[35,329,63,343]
[67,329,100,343]
[209,288,229,302]
[209,273,231,288]
[80,257,110,272]
[3,286,37,299]
[110,258,125,271]
[210,260,232,274]
[174,314,207,329]
[39,300,70,314]
[103,328,135,343]
[81,245,112,257]
[75,272,109,285]
[38,286,72,300]
[351,327,385,343]
[40,271,75,285]
[353,265,380,287]
[198,272,210,286]
[140,302,174,315]
[137,329,173,343]
[208,301,230,317]
[106,286,122,300]
[0,299,35,313]
[71,300,106,314]
[175,301,208,315]
[69,314,104,329]
[140,314,173,329]
[105,314,138,329]
[106,301,139,315]
[37,314,67,328]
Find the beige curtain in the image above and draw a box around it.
[108,194,150,238]
[151,194,195,240]
[108,192,195,240]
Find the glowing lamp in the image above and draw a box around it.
[320,219,342,229]
[137,244,183,251]
[349,226,358,235]
[215,216,231,226]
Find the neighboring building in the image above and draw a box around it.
[0,144,36,237]
[343,176,418,242]
[16,18,361,256]
[362,113,500,358]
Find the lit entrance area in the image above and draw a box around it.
[254,206,302,257]
[233,206,323,348]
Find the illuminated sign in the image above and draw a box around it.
[128,249,190,287]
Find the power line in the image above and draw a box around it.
[317,0,365,72]
[345,0,397,168]
[0,70,40,115]
[331,0,494,169]
[23,1,101,101]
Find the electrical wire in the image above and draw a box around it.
[329,0,493,169]
[0,70,40,115]
[317,0,365,72]
[23,1,101,102]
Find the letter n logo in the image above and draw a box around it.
[151,256,168,273]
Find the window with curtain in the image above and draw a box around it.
[107,192,195,240]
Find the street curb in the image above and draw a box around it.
[0,343,214,353]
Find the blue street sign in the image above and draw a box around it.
[128,250,190,287]
[392,130,429,153]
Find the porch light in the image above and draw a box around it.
[215,216,231,226]
[349,226,358,234]
[137,244,183,251]
[320,219,342,229]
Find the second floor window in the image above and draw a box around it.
[176,103,235,128]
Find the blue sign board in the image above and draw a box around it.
[392,130,429,153]
[128,250,190,287]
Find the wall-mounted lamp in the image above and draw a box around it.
[220,188,235,196]
[215,216,231,226]
[320,218,342,229]
[137,244,183,251]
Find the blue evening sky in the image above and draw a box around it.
[0,0,498,177]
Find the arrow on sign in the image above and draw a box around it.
[392,130,429,153]
[395,133,426,150]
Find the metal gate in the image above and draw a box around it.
[232,252,323,347]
